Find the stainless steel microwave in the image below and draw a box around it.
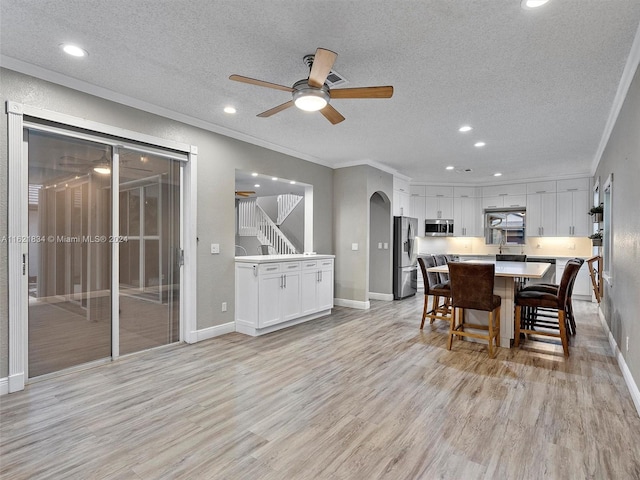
[425,219,454,236]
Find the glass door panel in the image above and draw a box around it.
[27,130,112,377]
[118,149,180,355]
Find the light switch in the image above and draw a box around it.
[351,243,359,251]
[383,243,389,249]
[378,242,383,249]
[211,243,220,254]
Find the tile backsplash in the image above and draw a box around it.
[417,236,593,258]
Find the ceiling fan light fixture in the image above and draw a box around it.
[292,80,329,112]
[94,166,111,175]
[521,0,550,9]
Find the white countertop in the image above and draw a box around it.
[235,254,335,264]
[427,260,551,278]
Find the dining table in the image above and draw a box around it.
[426,259,552,347]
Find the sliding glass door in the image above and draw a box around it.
[118,149,180,355]
[26,129,182,378]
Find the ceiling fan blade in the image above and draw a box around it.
[235,191,256,197]
[320,104,345,125]
[257,100,295,118]
[308,48,337,88]
[229,74,293,92]
[330,86,394,99]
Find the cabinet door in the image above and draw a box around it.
[527,193,556,237]
[301,269,319,315]
[504,194,526,208]
[454,197,479,236]
[317,265,334,311]
[281,271,301,321]
[556,191,574,236]
[424,197,439,219]
[410,195,426,236]
[571,190,590,237]
[439,197,454,219]
[483,196,503,209]
[258,273,283,327]
[573,264,591,297]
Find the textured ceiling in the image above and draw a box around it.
[2,1,639,184]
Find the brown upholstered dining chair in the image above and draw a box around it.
[417,256,451,328]
[514,260,582,356]
[519,258,584,335]
[447,262,501,358]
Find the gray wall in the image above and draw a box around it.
[333,165,392,303]
[594,62,640,392]
[369,192,392,295]
[0,68,334,377]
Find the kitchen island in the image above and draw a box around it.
[427,260,551,347]
[235,254,335,336]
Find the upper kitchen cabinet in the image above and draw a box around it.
[481,183,527,209]
[410,193,426,236]
[556,178,590,237]
[526,181,556,237]
[454,187,481,237]
[424,185,453,219]
[393,177,411,216]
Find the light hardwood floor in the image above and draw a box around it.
[1,296,639,479]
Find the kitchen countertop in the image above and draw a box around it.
[235,254,335,263]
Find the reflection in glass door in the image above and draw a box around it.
[27,131,112,377]
[26,129,182,378]
[118,149,180,355]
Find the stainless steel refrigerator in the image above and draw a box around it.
[393,216,418,299]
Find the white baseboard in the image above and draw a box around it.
[195,322,236,342]
[334,298,370,310]
[369,292,394,301]
[0,377,8,396]
[599,308,640,417]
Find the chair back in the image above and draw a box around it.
[557,260,582,307]
[448,262,496,311]
[418,255,441,293]
[496,254,527,262]
[565,258,584,304]
[434,254,449,283]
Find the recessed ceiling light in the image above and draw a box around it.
[290,180,296,185]
[254,184,260,188]
[521,0,550,9]
[61,44,87,57]
[446,166,455,170]
[251,172,258,177]
[458,125,473,132]
[494,172,503,177]
[224,106,236,114]
[272,177,278,181]
[474,142,486,147]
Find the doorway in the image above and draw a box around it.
[25,128,182,378]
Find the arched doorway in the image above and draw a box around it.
[369,191,393,300]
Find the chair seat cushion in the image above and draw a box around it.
[521,284,557,294]
[516,290,559,308]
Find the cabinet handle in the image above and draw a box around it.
[284,274,287,288]
[320,271,323,282]
[266,266,277,271]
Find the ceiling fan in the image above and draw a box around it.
[229,48,393,125]
[235,190,256,197]
[59,151,153,174]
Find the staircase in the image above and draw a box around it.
[277,194,303,225]
[237,198,298,254]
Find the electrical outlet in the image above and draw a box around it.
[222,302,227,312]
[383,242,388,249]
[352,243,359,251]
[211,243,220,254]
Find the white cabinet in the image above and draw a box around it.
[527,192,557,237]
[393,177,411,216]
[425,195,453,219]
[301,258,334,315]
[236,257,334,336]
[556,190,590,237]
[482,194,527,209]
[257,262,301,327]
[454,196,481,236]
[410,194,426,236]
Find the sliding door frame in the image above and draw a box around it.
[6,101,198,393]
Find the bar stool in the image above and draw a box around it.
[434,254,449,284]
[514,260,582,356]
[447,262,502,358]
[417,256,452,328]
[520,258,583,335]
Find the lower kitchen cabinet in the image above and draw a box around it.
[236,256,334,335]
